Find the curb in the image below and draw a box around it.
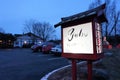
[40,61,86,80]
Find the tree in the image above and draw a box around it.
[89,0,102,9]
[0,27,5,33]
[89,0,120,37]
[116,20,120,34]
[23,19,56,42]
[0,33,15,48]
[23,19,36,33]
[89,0,120,46]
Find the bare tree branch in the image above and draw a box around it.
[0,27,5,33]
[23,20,55,41]
[89,0,120,37]
[108,1,120,35]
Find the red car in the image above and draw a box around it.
[42,42,56,53]
[117,44,120,48]
[31,43,43,52]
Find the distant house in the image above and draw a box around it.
[14,32,43,48]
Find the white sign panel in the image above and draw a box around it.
[63,22,93,54]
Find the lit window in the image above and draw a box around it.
[24,41,27,44]
[0,40,2,43]
[38,41,41,44]
[8,40,11,42]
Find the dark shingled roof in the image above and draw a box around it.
[55,4,106,27]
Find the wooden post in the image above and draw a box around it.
[87,60,93,80]
[72,59,77,80]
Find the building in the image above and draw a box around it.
[14,32,42,48]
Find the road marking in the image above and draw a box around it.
[48,57,63,60]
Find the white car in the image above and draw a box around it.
[51,45,62,56]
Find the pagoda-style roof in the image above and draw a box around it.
[55,4,107,27]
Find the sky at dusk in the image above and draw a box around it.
[0,0,119,39]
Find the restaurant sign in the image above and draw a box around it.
[63,22,94,54]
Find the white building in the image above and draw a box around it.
[14,32,42,48]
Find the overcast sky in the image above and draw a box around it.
[0,0,119,39]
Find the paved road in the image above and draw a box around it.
[0,48,69,80]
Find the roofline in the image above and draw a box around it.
[54,3,106,27]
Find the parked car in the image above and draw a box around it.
[116,44,120,48]
[42,42,56,53]
[31,43,43,52]
[51,45,62,56]
[31,44,38,50]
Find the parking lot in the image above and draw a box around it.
[0,48,69,80]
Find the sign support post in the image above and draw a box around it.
[72,59,77,80]
[87,60,93,80]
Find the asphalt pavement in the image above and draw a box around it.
[0,48,69,80]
